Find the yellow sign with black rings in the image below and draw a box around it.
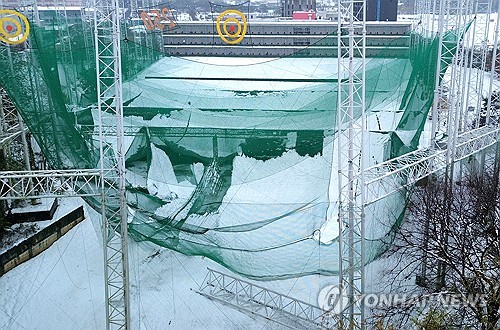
[216,10,247,45]
[0,9,30,45]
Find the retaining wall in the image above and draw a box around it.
[0,206,85,276]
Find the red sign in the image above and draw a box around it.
[292,11,317,20]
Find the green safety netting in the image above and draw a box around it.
[0,8,465,279]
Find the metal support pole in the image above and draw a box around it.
[485,0,500,125]
[418,0,436,285]
[3,33,36,201]
[470,0,493,129]
[0,94,6,159]
[479,0,500,175]
[430,0,445,148]
[93,0,130,328]
[336,0,366,328]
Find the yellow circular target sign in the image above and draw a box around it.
[0,9,30,45]
[216,10,247,45]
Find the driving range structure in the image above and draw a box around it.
[1,0,500,329]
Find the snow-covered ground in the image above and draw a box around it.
[0,196,398,329]
[0,199,402,330]
[0,199,325,329]
[0,198,81,255]
[1,200,265,330]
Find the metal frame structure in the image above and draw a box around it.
[414,0,500,180]
[336,0,366,328]
[365,125,500,204]
[0,0,32,173]
[0,6,35,201]
[0,0,130,328]
[467,0,493,130]
[0,169,101,199]
[0,89,27,151]
[443,0,473,175]
[82,0,96,69]
[430,0,469,147]
[198,268,337,329]
[93,0,130,328]
[1,0,500,329]
[485,0,500,124]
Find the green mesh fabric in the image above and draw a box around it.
[0,10,465,279]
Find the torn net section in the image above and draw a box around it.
[0,9,464,279]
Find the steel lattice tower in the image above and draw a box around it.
[93,0,130,328]
[336,0,366,328]
[1,0,500,329]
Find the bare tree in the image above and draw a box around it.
[372,160,500,329]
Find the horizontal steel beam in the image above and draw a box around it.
[81,125,298,138]
[198,268,336,329]
[0,169,106,200]
[365,125,500,205]
[0,127,26,148]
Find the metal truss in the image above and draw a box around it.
[0,57,32,175]
[430,0,471,145]
[0,169,102,200]
[1,4,131,328]
[336,0,366,328]
[0,3,497,330]
[443,0,473,179]
[365,125,500,205]
[93,0,130,328]
[485,0,500,124]
[0,2,129,328]
[428,0,444,147]
[466,0,494,129]
[198,268,336,329]
[0,126,25,149]
[81,125,296,138]
[0,90,27,150]
[55,1,80,106]
[81,0,95,67]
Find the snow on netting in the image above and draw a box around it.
[0,9,464,279]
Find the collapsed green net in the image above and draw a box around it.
[0,9,463,279]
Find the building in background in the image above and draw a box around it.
[352,0,397,21]
[281,0,317,17]
[292,11,317,20]
[367,0,398,21]
[2,0,81,7]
